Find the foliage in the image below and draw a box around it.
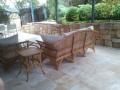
[15,0,39,10]
[47,0,55,19]
[0,1,9,23]
[59,16,68,24]
[78,4,92,21]
[0,0,39,13]
[95,3,112,20]
[66,6,79,21]
[0,11,9,23]
[112,4,120,20]
[58,5,69,18]
[63,0,102,6]
[0,6,3,10]
[102,0,120,5]
[58,0,70,6]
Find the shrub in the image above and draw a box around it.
[59,16,69,24]
[78,4,92,21]
[95,3,112,20]
[58,5,69,18]
[66,6,79,21]
[112,4,120,20]
[0,7,9,23]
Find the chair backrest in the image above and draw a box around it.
[0,34,18,46]
[51,33,73,51]
[85,30,96,45]
[7,24,17,34]
[7,24,16,30]
[0,40,29,61]
[73,30,86,50]
[0,24,5,31]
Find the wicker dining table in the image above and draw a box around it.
[16,31,43,43]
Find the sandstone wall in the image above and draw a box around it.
[21,22,120,48]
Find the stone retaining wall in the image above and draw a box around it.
[77,22,120,48]
[94,22,120,48]
[22,22,120,48]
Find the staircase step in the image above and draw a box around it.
[112,38,120,48]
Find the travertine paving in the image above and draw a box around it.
[0,46,120,90]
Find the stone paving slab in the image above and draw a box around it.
[0,46,120,90]
[5,79,34,90]
[33,79,57,90]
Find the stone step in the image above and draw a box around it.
[112,38,120,48]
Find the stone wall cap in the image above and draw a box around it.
[112,38,120,43]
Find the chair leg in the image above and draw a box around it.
[92,46,95,53]
[37,54,45,75]
[50,59,59,70]
[39,59,45,75]
[26,69,29,82]
[25,57,31,82]
[54,61,59,70]
[16,63,22,77]
[68,55,74,63]
[79,48,86,57]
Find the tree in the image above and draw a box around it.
[0,0,39,13]
[64,0,102,6]
[0,0,9,23]
[15,0,39,11]
[103,0,120,5]
[47,0,56,19]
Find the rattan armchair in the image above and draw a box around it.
[37,34,74,70]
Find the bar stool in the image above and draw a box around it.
[17,43,45,81]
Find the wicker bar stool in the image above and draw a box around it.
[17,42,45,81]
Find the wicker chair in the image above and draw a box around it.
[0,44,18,70]
[17,41,45,81]
[0,40,29,71]
[37,34,74,70]
[73,30,86,57]
[85,30,96,52]
[0,24,6,38]
[0,35,27,70]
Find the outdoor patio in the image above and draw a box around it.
[0,0,120,90]
[0,46,120,90]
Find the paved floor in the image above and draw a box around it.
[0,46,120,90]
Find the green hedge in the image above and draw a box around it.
[113,4,120,20]
[66,6,79,21]
[58,5,69,18]
[95,3,112,20]
[78,4,92,21]
[58,3,120,23]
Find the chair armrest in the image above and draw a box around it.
[28,41,40,49]
[36,40,58,52]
